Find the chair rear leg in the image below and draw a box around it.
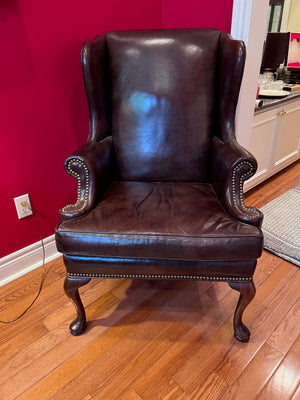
[64,275,91,336]
[229,280,256,342]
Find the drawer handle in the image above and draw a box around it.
[278,109,287,116]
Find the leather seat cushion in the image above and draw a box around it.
[56,181,263,261]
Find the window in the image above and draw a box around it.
[267,0,285,34]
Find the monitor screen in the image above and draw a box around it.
[261,32,290,71]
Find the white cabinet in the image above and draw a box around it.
[245,96,300,191]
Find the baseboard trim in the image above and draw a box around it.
[0,235,61,287]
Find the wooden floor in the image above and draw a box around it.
[0,161,299,400]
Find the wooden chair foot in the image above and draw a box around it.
[229,280,256,342]
[64,275,91,335]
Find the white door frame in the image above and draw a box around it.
[231,0,269,148]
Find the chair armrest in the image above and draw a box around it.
[59,136,115,221]
[211,136,263,228]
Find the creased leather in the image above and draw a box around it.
[56,181,263,260]
[210,136,263,227]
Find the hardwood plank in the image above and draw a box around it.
[117,388,143,400]
[254,260,297,306]
[161,380,185,400]
[255,250,284,280]
[205,280,232,302]
[256,336,300,400]
[220,343,283,400]
[291,385,300,400]
[185,373,229,400]
[0,320,48,368]
[266,299,300,354]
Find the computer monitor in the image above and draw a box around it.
[261,32,290,71]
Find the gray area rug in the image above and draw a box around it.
[260,185,300,267]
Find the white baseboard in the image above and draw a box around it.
[0,235,61,287]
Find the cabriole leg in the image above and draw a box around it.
[229,280,256,342]
[64,275,91,336]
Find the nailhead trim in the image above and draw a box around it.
[67,272,252,281]
[61,158,90,213]
[232,161,260,217]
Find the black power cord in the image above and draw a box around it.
[0,209,52,323]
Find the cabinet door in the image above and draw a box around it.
[245,98,300,192]
[246,110,278,190]
[274,102,300,172]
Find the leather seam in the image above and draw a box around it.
[57,231,260,240]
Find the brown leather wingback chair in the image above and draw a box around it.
[55,29,263,342]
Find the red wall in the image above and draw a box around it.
[0,0,162,258]
[163,0,233,32]
[1,0,233,258]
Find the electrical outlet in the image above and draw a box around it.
[14,194,33,219]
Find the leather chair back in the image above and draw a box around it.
[105,29,221,182]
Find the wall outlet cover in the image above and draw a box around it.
[14,194,33,219]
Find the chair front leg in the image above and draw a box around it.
[64,275,91,336]
[228,280,256,342]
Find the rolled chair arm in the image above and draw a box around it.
[59,136,115,221]
[211,136,263,228]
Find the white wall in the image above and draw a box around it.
[231,0,270,148]
[281,0,292,31]
[287,0,300,32]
